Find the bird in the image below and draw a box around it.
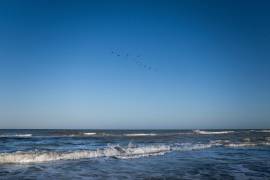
[110,50,155,72]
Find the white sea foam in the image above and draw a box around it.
[209,140,231,146]
[225,143,257,147]
[173,143,215,151]
[256,130,270,133]
[211,139,270,148]
[0,143,216,164]
[210,139,270,148]
[0,134,32,138]
[261,142,270,146]
[0,144,171,164]
[193,130,234,135]
[63,132,96,137]
[1,140,269,164]
[124,133,157,137]
[83,133,96,136]
[243,138,251,142]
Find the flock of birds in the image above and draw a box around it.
[111,50,157,72]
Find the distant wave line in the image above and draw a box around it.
[0,134,32,138]
[124,133,157,137]
[193,130,234,135]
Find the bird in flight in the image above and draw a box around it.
[110,50,157,72]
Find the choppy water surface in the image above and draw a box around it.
[0,129,270,179]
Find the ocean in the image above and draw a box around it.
[0,129,270,179]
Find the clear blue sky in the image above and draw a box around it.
[0,0,269,129]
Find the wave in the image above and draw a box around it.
[256,130,270,133]
[124,133,157,137]
[210,140,270,148]
[1,140,269,164]
[225,143,257,147]
[51,132,97,137]
[0,144,171,164]
[0,134,32,138]
[173,143,215,151]
[243,138,251,142]
[83,132,96,136]
[193,130,234,135]
[0,143,217,164]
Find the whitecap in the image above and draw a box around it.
[83,133,96,136]
[173,143,215,151]
[256,130,270,133]
[0,134,32,138]
[225,143,257,147]
[1,140,269,164]
[193,130,234,135]
[124,133,157,137]
[243,138,251,142]
[0,142,216,164]
[209,140,231,146]
[0,144,171,164]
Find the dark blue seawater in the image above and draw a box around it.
[0,129,270,179]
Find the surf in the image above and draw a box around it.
[193,130,234,135]
[0,134,32,138]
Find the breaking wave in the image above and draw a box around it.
[0,143,218,164]
[256,130,270,133]
[83,132,96,136]
[1,140,269,164]
[225,143,257,147]
[0,134,32,138]
[210,140,270,148]
[124,133,157,137]
[194,130,234,135]
[0,144,171,164]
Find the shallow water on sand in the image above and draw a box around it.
[0,129,270,179]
